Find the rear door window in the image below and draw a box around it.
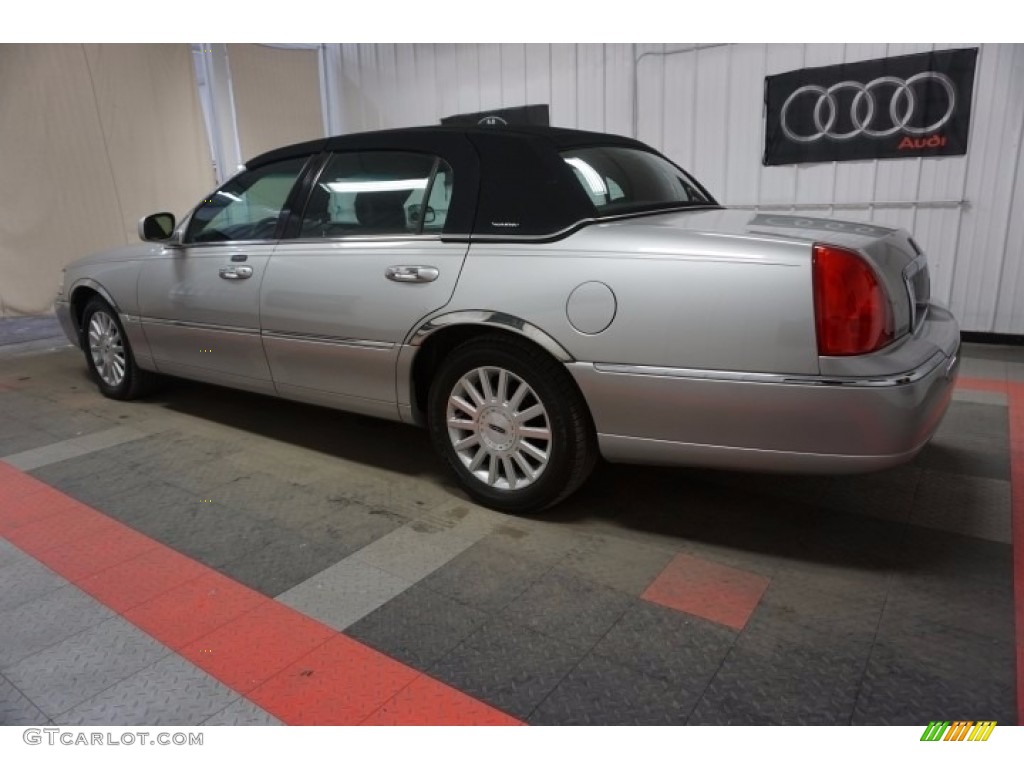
[300,151,453,238]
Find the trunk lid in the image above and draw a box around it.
[613,208,930,339]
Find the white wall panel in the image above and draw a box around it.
[322,43,1024,333]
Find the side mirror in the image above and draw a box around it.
[139,212,176,242]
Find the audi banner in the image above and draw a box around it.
[763,48,978,166]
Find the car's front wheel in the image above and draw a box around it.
[428,334,596,514]
[81,297,157,400]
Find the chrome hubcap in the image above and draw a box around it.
[87,311,126,387]
[446,366,552,491]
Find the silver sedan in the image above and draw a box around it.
[55,125,960,513]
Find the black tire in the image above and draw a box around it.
[428,334,597,514]
[80,296,159,400]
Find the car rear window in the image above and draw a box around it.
[560,146,711,215]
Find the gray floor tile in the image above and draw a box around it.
[485,522,596,565]
[217,528,349,597]
[122,502,286,569]
[852,635,1016,725]
[428,617,584,720]
[4,617,171,717]
[958,357,1007,380]
[351,520,481,583]
[910,469,1011,543]
[559,535,675,595]
[951,388,1007,406]
[689,632,867,725]
[0,558,65,614]
[915,442,1010,483]
[0,584,115,668]
[346,582,488,670]
[818,466,920,523]
[203,696,282,726]
[880,571,1015,642]
[933,402,1010,447]
[277,557,411,630]
[960,342,1024,364]
[592,601,736,687]
[29,442,156,487]
[0,538,25,569]
[421,501,506,541]
[417,538,548,614]
[55,655,238,726]
[900,525,1013,587]
[0,674,49,725]
[294,501,410,552]
[0,428,62,456]
[751,579,885,647]
[500,567,631,649]
[88,479,199,527]
[530,653,694,725]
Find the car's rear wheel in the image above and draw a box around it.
[428,334,596,514]
[81,297,157,400]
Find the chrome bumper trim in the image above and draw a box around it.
[594,348,951,389]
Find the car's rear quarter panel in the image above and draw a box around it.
[454,225,819,375]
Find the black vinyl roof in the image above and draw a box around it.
[246,125,648,170]
[246,126,706,239]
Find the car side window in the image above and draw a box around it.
[184,157,308,244]
[562,147,709,214]
[300,151,452,238]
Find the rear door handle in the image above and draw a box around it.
[219,266,253,280]
[385,265,439,283]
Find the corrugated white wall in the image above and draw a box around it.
[324,43,1024,334]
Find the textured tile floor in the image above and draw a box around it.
[0,340,1019,725]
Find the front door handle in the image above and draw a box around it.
[219,266,253,280]
[385,265,439,283]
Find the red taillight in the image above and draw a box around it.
[812,243,893,356]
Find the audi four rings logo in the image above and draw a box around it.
[780,71,957,143]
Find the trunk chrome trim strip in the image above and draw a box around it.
[594,349,949,388]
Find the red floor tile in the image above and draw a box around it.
[248,634,419,725]
[78,544,213,613]
[4,498,120,552]
[642,553,770,630]
[32,524,161,583]
[0,461,538,725]
[179,600,335,693]
[0,474,63,533]
[364,675,523,725]
[123,570,267,650]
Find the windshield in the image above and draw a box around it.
[561,146,713,215]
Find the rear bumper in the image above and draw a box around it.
[569,304,960,474]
